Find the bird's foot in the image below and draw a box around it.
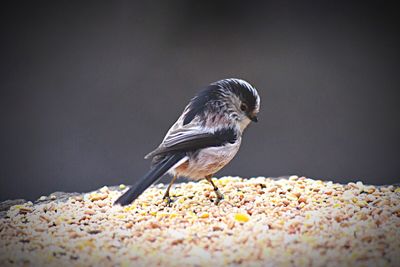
[214,189,224,205]
[163,196,173,206]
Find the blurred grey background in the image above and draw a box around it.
[1,1,399,201]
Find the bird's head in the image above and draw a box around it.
[183,78,260,132]
[213,78,260,131]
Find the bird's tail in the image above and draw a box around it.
[114,153,187,206]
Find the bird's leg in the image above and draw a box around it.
[205,174,224,204]
[163,174,178,205]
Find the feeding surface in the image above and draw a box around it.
[0,176,399,266]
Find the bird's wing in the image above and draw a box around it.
[144,126,237,159]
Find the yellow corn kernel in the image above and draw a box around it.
[169,213,178,219]
[199,212,209,219]
[114,214,126,220]
[123,205,136,212]
[149,211,157,216]
[234,213,250,223]
[218,177,231,186]
[156,212,169,219]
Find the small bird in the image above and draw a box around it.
[114,78,260,206]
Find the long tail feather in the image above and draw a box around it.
[114,153,186,206]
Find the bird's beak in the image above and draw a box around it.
[249,114,258,123]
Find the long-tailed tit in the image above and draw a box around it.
[114,78,260,206]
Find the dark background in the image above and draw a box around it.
[1,1,399,201]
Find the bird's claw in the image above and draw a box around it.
[214,189,224,205]
[163,196,173,206]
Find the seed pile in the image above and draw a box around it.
[1,176,399,267]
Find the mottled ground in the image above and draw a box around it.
[1,176,399,267]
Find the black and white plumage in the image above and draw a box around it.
[114,78,260,206]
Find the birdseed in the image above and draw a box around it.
[0,176,399,267]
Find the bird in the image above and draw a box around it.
[114,78,260,206]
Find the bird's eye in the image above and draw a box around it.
[240,103,247,112]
